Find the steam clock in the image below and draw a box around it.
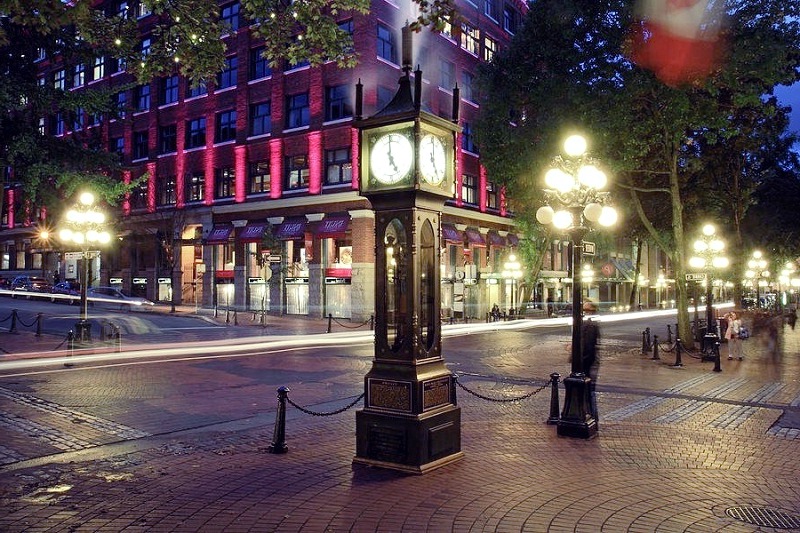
[353,34,463,473]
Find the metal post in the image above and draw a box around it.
[65,330,75,367]
[641,330,648,354]
[547,372,561,425]
[645,327,651,351]
[713,340,722,372]
[673,338,683,367]
[10,309,17,333]
[327,313,333,333]
[234,309,238,326]
[268,386,290,454]
[667,324,673,344]
[370,314,374,330]
[36,313,43,337]
[652,335,660,360]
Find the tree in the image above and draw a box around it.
[475,0,800,344]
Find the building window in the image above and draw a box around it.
[186,81,207,98]
[72,107,84,131]
[186,172,205,202]
[462,174,478,205]
[220,2,240,32]
[377,23,396,64]
[130,181,148,210]
[487,181,499,209]
[440,59,455,90]
[461,24,480,55]
[110,136,124,155]
[135,84,150,112]
[160,75,179,105]
[325,148,351,185]
[112,55,126,74]
[461,71,475,102]
[462,122,477,153]
[73,64,86,87]
[249,101,271,136]
[114,90,127,118]
[284,155,309,190]
[38,117,46,135]
[186,117,206,149]
[93,56,105,80]
[217,56,238,89]
[134,1,151,18]
[140,37,151,60]
[52,113,65,135]
[54,69,65,90]
[133,130,148,159]
[36,47,46,61]
[215,109,237,143]
[338,19,354,54]
[249,46,271,80]
[286,92,309,129]
[248,161,270,194]
[325,85,352,122]
[157,175,176,206]
[215,167,235,199]
[485,0,498,20]
[503,5,518,34]
[159,124,177,154]
[441,21,453,40]
[483,35,498,62]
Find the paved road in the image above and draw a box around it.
[0,311,798,532]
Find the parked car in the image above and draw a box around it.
[87,287,155,310]
[50,281,81,304]
[10,275,52,298]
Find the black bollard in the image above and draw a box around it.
[327,313,333,333]
[226,307,231,325]
[713,340,722,372]
[652,335,660,360]
[65,330,75,367]
[268,386,290,454]
[547,373,561,425]
[114,325,122,353]
[666,324,673,344]
[36,313,43,337]
[370,314,374,330]
[673,338,683,367]
[10,309,18,333]
[641,330,648,354]
[645,327,652,350]
[234,309,238,326]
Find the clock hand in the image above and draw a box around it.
[386,144,398,172]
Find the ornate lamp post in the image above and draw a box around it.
[745,251,770,308]
[502,253,523,314]
[58,192,111,342]
[779,262,796,310]
[536,134,618,439]
[637,273,648,310]
[581,264,594,300]
[688,224,729,337]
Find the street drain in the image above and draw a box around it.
[725,506,800,529]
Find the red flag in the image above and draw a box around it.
[629,0,726,86]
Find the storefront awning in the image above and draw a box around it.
[611,258,636,281]
[465,228,486,247]
[315,214,350,238]
[275,218,307,240]
[507,234,519,246]
[487,231,505,246]
[442,224,462,243]
[239,222,268,243]
[206,225,234,244]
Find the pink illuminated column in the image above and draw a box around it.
[270,138,283,199]
[308,131,322,195]
[479,164,488,213]
[235,144,247,202]
[147,161,157,213]
[455,129,463,207]
[122,170,131,215]
[350,127,360,190]
[6,188,14,228]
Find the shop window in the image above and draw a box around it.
[284,155,309,190]
[325,148,351,185]
[186,172,205,202]
[157,175,176,206]
[462,174,478,205]
[215,167,235,199]
[248,161,270,194]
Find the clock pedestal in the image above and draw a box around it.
[353,52,462,473]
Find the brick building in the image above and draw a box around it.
[3,0,531,320]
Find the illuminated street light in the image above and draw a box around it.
[745,250,770,309]
[502,253,523,315]
[536,134,618,439]
[58,191,111,343]
[689,223,728,342]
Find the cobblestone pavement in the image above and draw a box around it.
[0,314,799,532]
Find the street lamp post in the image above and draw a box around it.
[779,262,796,310]
[688,224,729,344]
[536,134,618,439]
[745,251,769,309]
[58,192,111,342]
[581,264,594,301]
[502,253,522,315]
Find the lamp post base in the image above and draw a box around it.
[74,319,92,343]
[557,373,597,439]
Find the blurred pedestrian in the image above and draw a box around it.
[581,300,600,422]
[546,296,554,318]
[724,311,743,360]
[787,307,797,330]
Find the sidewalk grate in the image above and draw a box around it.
[725,506,800,529]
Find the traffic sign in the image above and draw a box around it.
[583,241,596,255]
[64,252,84,260]
[267,255,282,263]
[685,273,706,282]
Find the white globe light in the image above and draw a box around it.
[545,168,575,193]
[563,135,587,157]
[536,205,555,225]
[702,224,715,236]
[87,229,99,242]
[552,210,573,229]
[712,257,729,269]
[745,270,755,279]
[99,231,111,244]
[59,229,73,241]
[583,202,603,223]
[689,257,706,269]
[72,231,85,244]
[577,165,606,189]
[709,239,724,252]
[66,209,79,222]
[752,250,762,259]
[694,240,708,253]
[79,192,95,206]
[598,206,618,227]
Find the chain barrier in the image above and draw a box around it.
[0,311,12,324]
[327,314,374,333]
[52,331,71,351]
[285,392,365,416]
[454,377,548,403]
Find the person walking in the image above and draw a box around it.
[725,311,743,360]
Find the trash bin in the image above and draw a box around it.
[702,333,719,361]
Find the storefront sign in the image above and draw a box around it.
[275,219,307,240]
[206,225,233,244]
[133,277,147,285]
[316,214,350,237]
[239,223,268,243]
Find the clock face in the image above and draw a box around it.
[370,132,413,185]
[419,134,447,185]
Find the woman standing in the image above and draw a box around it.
[725,311,743,360]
